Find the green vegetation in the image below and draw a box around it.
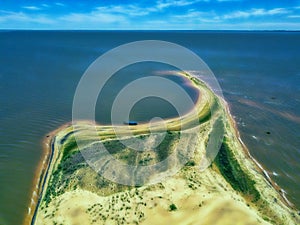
[43,131,183,205]
[103,140,126,154]
[185,160,196,166]
[156,131,179,162]
[169,203,177,211]
[61,135,78,161]
[198,102,212,124]
[198,110,211,123]
[33,73,300,225]
[214,138,260,202]
[43,141,85,207]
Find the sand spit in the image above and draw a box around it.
[25,74,299,225]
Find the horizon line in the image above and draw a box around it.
[1,29,300,32]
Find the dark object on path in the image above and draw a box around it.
[124,121,138,126]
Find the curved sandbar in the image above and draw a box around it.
[25,73,299,225]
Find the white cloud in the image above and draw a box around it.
[157,0,195,9]
[0,1,299,30]
[268,8,290,15]
[96,5,150,16]
[61,12,125,23]
[126,18,300,30]
[288,15,300,18]
[173,10,221,23]
[173,10,205,18]
[217,0,242,2]
[156,0,208,9]
[94,0,204,17]
[55,3,65,7]
[0,11,54,24]
[22,6,41,11]
[224,8,290,19]
[57,1,212,28]
[41,4,50,8]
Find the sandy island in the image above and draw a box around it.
[24,73,299,225]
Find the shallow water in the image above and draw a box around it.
[0,31,299,225]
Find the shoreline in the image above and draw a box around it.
[24,74,298,224]
[25,109,298,225]
[222,99,295,209]
[23,74,209,224]
[23,122,73,225]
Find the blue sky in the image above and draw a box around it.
[0,0,300,30]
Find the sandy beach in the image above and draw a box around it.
[25,73,299,225]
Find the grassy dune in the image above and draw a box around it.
[27,73,299,225]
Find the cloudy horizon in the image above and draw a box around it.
[0,0,300,30]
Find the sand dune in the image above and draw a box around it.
[25,73,299,225]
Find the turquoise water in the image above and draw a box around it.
[0,31,299,224]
